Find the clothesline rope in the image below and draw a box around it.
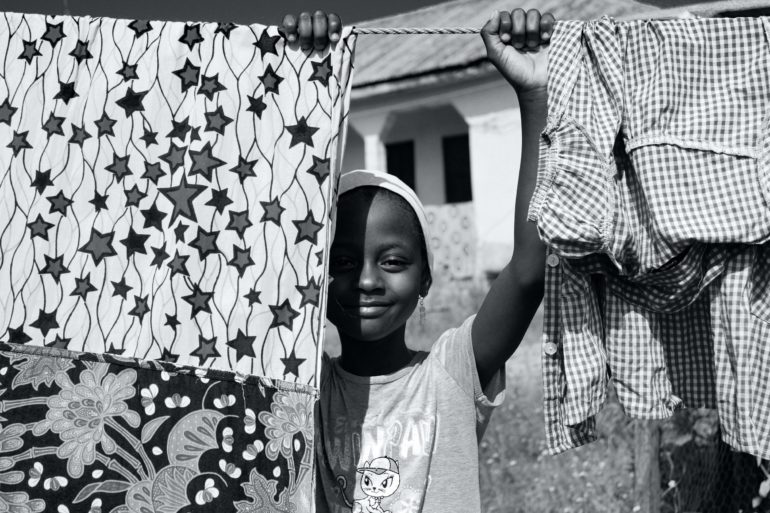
[352,27,480,34]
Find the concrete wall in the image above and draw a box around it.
[343,126,366,172]
[383,106,468,205]
[345,75,521,274]
[343,105,468,206]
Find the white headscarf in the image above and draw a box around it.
[337,169,434,278]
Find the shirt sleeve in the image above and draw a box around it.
[430,314,506,440]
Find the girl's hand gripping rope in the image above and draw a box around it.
[281,11,342,52]
[480,9,554,96]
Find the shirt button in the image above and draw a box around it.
[544,342,558,356]
[546,254,560,267]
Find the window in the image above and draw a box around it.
[442,134,472,203]
[385,140,415,190]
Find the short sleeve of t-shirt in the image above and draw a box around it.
[429,314,506,439]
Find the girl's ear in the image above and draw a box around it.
[420,272,432,298]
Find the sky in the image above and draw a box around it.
[2,0,447,25]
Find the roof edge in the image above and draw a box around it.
[621,0,770,18]
[351,62,498,101]
[352,57,489,90]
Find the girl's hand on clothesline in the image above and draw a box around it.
[281,11,342,51]
[481,9,553,96]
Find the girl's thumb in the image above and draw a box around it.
[482,10,500,35]
[480,11,503,51]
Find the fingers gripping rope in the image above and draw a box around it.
[352,27,480,35]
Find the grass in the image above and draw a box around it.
[478,307,635,513]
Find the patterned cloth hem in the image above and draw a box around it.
[545,432,599,456]
[0,342,318,397]
[613,401,683,422]
[720,431,770,461]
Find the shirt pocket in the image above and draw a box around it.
[619,17,770,254]
[621,140,770,250]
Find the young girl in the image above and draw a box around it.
[283,9,553,512]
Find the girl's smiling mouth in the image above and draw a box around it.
[342,302,392,318]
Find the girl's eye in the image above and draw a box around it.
[381,258,407,270]
[330,256,355,270]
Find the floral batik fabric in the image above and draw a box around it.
[0,10,357,512]
[0,342,316,513]
[0,12,356,385]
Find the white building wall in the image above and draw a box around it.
[342,127,365,171]
[383,107,468,205]
[343,76,522,275]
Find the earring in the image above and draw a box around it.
[418,295,426,326]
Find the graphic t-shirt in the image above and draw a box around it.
[316,315,506,513]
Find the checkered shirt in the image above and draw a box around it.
[543,245,770,458]
[538,18,770,458]
[529,17,770,275]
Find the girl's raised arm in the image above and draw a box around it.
[472,9,553,388]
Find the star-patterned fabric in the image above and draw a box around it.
[0,12,356,385]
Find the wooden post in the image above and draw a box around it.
[633,419,661,513]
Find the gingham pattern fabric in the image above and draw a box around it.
[712,245,770,456]
[542,252,714,454]
[538,18,770,458]
[541,253,598,454]
[543,245,770,457]
[0,12,357,385]
[529,17,770,276]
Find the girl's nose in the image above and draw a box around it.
[357,261,382,291]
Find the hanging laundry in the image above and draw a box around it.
[533,17,770,459]
[529,16,770,275]
[0,11,356,511]
[542,244,770,458]
[541,250,719,453]
[0,341,318,512]
[0,12,355,385]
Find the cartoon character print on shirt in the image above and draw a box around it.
[337,456,400,513]
[322,409,433,512]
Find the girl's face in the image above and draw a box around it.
[327,191,427,344]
